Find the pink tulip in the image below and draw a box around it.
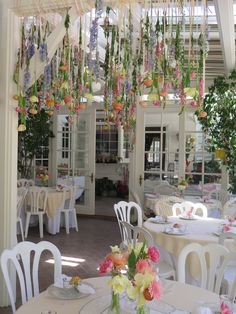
[136,259,153,274]
[15,107,21,113]
[148,247,160,263]
[220,302,233,314]
[223,225,232,232]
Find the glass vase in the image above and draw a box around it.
[119,294,150,314]
[108,291,120,314]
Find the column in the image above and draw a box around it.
[0,1,18,306]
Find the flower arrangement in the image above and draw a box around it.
[37,173,49,186]
[177,177,189,192]
[99,243,162,314]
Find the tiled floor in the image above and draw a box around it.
[0,215,121,314]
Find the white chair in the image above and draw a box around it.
[192,203,208,218]
[172,203,185,217]
[121,221,176,279]
[0,241,62,313]
[177,242,234,292]
[59,186,78,234]
[130,189,148,220]
[17,187,28,241]
[25,186,48,238]
[218,232,236,294]
[17,179,34,188]
[223,198,236,218]
[114,201,143,243]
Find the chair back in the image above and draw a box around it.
[17,179,34,188]
[130,189,148,220]
[17,187,28,218]
[177,243,229,291]
[0,241,62,313]
[63,186,76,210]
[27,186,48,214]
[172,203,185,216]
[121,221,153,247]
[223,198,236,218]
[192,203,208,218]
[114,201,142,242]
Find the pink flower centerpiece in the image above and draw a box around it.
[99,243,162,314]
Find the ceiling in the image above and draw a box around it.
[9,0,236,90]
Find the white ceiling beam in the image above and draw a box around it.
[213,0,235,74]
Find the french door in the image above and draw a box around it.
[52,106,96,215]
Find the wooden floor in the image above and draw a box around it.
[0,215,121,314]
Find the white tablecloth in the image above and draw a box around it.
[15,277,219,314]
[144,217,236,282]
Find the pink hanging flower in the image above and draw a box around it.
[148,247,160,263]
[190,100,198,108]
[220,302,233,314]
[148,280,162,299]
[153,100,161,107]
[15,107,22,113]
[99,258,113,274]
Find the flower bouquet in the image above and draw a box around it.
[99,243,162,314]
[37,173,49,187]
[177,177,188,192]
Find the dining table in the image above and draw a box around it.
[15,277,220,314]
[144,194,221,218]
[144,216,236,284]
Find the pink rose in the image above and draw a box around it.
[148,247,160,263]
[221,302,233,314]
[136,259,152,274]
[148,280,162,299]
[99,258,113,274]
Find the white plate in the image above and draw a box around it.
[47,282,95,300]
[149,218,170,224]
[179,215,198,220]
[163,230,187,236]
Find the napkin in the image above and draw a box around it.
[77,282,95,294]
[54,274,72,288]
[195,306,214,314]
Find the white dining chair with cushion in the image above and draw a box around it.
[177,242,235,293]
[0,241,62,313]
[25,186,48,238]
[59,186,78,234]
[114,201,142,244]
[121,221,176,280]
[172,203,185,217]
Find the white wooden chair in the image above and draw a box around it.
[17,179,34,188]
[121,221,176,280]
[0,241,62,313]
[59,186,78,234]
[192,203,208,218]
[25,186,48,238]
[222,198,236,218]
[218,232,236,294]
[114,201,142,243]
[177,243,235,293]
[172,203,185,216]
[17,187,28,241]
[130,189,148,220]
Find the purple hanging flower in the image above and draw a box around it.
[23,68,31,92]
[96,0,103,17]
[27,36,35,59]
[39,42,47,62]
[44,64,51,90]
[90,18,99,51]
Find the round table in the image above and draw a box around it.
[15,277,219,314]
[144,217,236,280]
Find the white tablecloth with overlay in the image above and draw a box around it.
[15,277,219,314]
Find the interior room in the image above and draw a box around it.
[0,0,236,313]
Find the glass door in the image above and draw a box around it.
[53,107,96,215]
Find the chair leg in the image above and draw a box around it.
[19,218,24,241]
[25,213,31,238]
[65,211,69,234]
[73,209,78,232]
[39,214,44,238]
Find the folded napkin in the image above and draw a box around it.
[54,274,72,288]
[54,274,95,295]
[77,283,95,294]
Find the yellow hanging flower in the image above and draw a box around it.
[84,93,93,101]
[184,87,198,98]
[17,124,26,132]
[29,95,39,103]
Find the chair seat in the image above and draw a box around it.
[158,261,176,279]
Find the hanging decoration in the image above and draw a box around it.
[13,0,208,135]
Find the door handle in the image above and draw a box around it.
[139,175,143,186]
[89,173,94,184]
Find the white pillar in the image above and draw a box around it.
[178,111,185,178]
[221,164,229,191]
[0,1,18,306]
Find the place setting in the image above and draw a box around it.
[47,274,96,300]
[163,223,188,236]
